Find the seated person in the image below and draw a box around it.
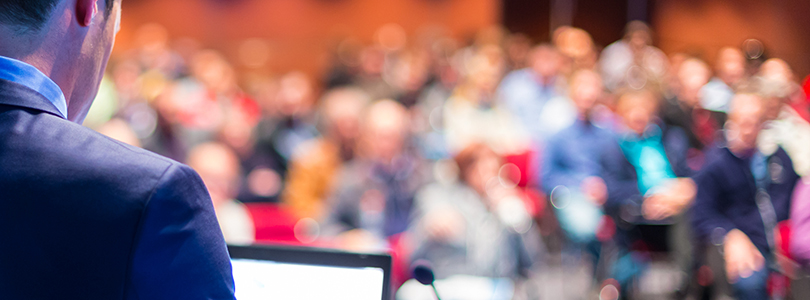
[691,93,799,300]
[187,142,255,245]
[407,143,538,280]
[602,89,697,295]
[756,74,810,178]
[599,21,669,93]
[660,57,726,170]
[498,44,575,143]
[541,70,614,279]
[324,100,428,250]
[246,72,319,203]
[282,87,369,221]
[443,46,530,156]
[604,89,695,223]
[700,47,747,113]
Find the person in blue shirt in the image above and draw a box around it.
[691,93,799,300]
[0,1,235,299]
[541,69,614,275]
[498,44,576,143]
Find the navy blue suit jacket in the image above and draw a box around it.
[0,79,236,299]
[690,146,798,256]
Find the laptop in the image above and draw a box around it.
[228,244,392,300]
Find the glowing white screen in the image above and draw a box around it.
[231,258,385,300]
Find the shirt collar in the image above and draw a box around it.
[0,55,67,119]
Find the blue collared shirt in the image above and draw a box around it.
[0,55,67,119]
[541,118,617,192]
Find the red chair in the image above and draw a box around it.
[504,149,546,218]
[243,203,300,244]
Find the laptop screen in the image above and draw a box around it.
[228,245,391,300]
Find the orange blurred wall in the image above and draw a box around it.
[114,0,500,79]
[654,0,810,78]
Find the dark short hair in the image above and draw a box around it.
[0,0,114,32]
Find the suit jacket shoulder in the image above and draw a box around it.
[0,103,234,299]
[0,107,175,196]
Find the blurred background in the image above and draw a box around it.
[109,0,810,79]
[88,0,810,299]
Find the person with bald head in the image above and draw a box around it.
[691,93,799,300]
[700,47,747,113]
[188,142,255,245]
[0,0,234,299]
[324,99,428,250]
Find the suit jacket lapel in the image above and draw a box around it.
[0,78,66,119]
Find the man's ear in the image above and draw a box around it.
[76,0,99,27]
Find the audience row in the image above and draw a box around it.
[89,21,810,299]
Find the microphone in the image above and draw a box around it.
[411,261,442,300]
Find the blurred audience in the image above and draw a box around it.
[88,20,810,299]
[96,118,143,147]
